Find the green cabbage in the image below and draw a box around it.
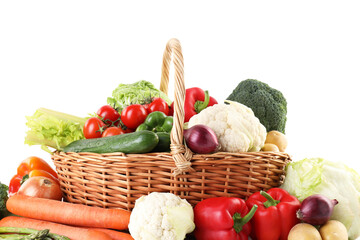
[107,80,172,111]
[281,158,360,240]
[25,108,86,153]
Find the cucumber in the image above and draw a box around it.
[152,132,171,152]
[63,130,159,154]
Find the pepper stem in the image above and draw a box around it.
[261,191,280,208]
[20,174,29,185]
[233,204,258,233]
[194,90,210,113]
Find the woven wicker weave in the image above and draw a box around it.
[52,38,291,211]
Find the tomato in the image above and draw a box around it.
[148,98,170,115]
[143,103,150,113]
[168,102,174,116]
[17,176,63,201]
[97,105,121,127]
[83,117,107,139]
[121,104,148,129]
[123,128,134,133]
[101,127,127,137]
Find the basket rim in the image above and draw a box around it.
[54,149,291,158]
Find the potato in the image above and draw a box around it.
[288,223,322,240]
[319,220,348,240]
[261,143,280,152]
[265,130,288,152]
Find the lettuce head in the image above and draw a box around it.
[107,80,172,111]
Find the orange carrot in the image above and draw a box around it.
[6,194,131,230]
[0,216,113,240]
[92,228,134,240]
[87,229,114,240]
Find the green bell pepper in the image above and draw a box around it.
[136,111,173,133]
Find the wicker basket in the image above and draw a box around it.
[52,38,291,211]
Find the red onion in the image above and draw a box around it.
[297,194,338,225]
[184,124,219,154]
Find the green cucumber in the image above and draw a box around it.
[152,132,171,152]
[63,130,159,154]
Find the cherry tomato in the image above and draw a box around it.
[83,117,107,139]
[148,98,169,115]
[121,104,148,129]
[143,103,150,113]
[97,105,121,127]
[101,127,127,137]
[124,128,134,133]
[17,176,63,201]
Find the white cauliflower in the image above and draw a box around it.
[128,192,195,240]
[188,100,267,152]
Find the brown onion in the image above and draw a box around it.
[17,176,63,201]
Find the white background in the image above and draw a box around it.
[1,1,360,189]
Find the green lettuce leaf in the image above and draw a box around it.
[281,157,360,240]
[107,80,172,111]
[25,108,86,153]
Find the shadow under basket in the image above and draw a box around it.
[51,38,291,211]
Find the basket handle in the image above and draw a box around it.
[159,38,193,175]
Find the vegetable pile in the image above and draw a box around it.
[8,156,59,198]
[188,100,267,152]
[281,157,360,240]
[1,194,132,240]
[1,77,359,240]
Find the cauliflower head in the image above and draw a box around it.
[128,192,195,240]
[188,100,267,152]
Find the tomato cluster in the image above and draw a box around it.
[83,98,171,139]
[83,105,127,139]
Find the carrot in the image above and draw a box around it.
[6,194,131,230]
[0,216,113,240]
[92,228,134,240]
[87,229,114,240]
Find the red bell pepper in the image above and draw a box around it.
[8,175,23,197]
[245,188,301,240]
[170,87,217,122]
[9,156,58,197]
[194,197,258,240]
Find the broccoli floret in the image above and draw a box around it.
[0,182,9,219]
[227,79,287,133]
